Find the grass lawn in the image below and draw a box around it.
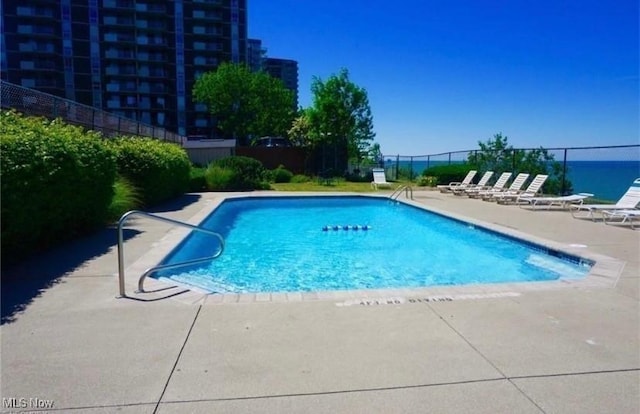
[269,178,418,192]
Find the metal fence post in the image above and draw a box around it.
[410,156,414,180]
[561,148,568,195]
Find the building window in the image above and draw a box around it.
[18,42,33,52]
[21,79,36,88]
[16,6,54,17]
[17,25,33,34]
[193,56,218,66]
[103,0,135,7]
[107,99,120,109]
[193,42,221,51]
[139,97,151,109]
[20,41,56,53]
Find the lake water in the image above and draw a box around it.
[389,160,640,201]
[568,161,640,201]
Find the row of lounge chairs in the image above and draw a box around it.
[438,170,546,204]
[437,170,640,229]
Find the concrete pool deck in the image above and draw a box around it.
[2,190,639,413]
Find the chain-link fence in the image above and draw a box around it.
[0,81,184,144]
[383,145,640,200]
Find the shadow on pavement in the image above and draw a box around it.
[1,227,140,325]
[1,194,205,324]
[147,193,202,213]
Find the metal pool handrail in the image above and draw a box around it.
[117,210,225,298]
[390,185,413,200]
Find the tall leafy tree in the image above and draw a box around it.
[250,71,296,140]
[307,68,375,173]
[368,143,383,166]
[192,62,294,144]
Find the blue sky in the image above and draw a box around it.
[248,0,638,156]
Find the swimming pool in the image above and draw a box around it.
[154,196,592,293]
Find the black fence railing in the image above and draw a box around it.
[0,80,184,144]
[383,144,640,199]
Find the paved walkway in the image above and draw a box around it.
[2,190,638,413]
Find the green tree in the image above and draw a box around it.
[287,109,313,147]
[368,143,383,166]
[250,71,296,141]
[192,62,295,144]
[467,133,513,173]
[307,68,376,173]
[468,133,571,195]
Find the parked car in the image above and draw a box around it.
[254,136,291,148]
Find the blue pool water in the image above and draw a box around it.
[155,196,591,293]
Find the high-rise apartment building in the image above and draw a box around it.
[246,38,264,72]
[248,39,298,110]
[264,57,298,109]
[1,0,247,137]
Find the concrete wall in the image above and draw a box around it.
[185,147,234,166]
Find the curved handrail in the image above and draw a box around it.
[137,253,222,293]
[390,185,413,200]
[117,210,224,298]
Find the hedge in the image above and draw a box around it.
[207,156,269,190]
[0,111,117,264]
[422,164,477,185]
[109,137,191,206]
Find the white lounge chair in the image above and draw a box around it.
[495,174,548,205]
[520,193,594,210]
[602,209,640,229]
[370,168,394,190]
[467,172,512,198]
[452,171,494,196]
[571,178,640,221]
[481,173,530,201]
[437,170,477,193]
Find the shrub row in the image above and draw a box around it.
[204,156,270,190]
[0,111,191,265]
[422,164,476,185]
[201,158,311,190]
[108,136,191,206]
[1,111,116,263]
